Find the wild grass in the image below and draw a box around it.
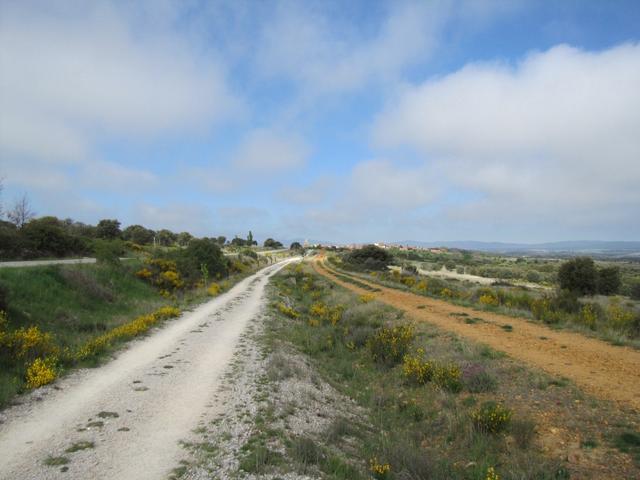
[267,263,575,479]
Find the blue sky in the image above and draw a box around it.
[1,0,639,244]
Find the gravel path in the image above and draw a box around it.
[0,258,297,480]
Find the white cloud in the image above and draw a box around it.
[373,43,640,228]
[256,1,448,96]
[0,1,240,163]
[278,176,334,205]
[232,129,308,171]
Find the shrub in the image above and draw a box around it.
[597,267,621,295]
[136,258,184,294]
[479,292,500,307]
[208,283,222,296]
[369,457,391,480]
[25,356,57,389]
[433,363,463,392]
[277,302,300,319]
[402,350,434,385]
[579,303,598,329]
[471,401,512,434]
[344,245,393,271]
[462,364,497,393]
[368,324,415,365]
[0,325,58,363]
[93,239,124,265]
[557,257,597,295]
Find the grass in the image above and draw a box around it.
[44,456,70,466]
[265,263,579,479]
[65,441,95,453]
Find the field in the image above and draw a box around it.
[214,261,640,479]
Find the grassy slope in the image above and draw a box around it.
[257,263,640,479]
[0,261,166,406]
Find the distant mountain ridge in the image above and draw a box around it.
[394,240,640,254]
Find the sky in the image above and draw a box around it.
[1,0,639,244]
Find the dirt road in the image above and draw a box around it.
[313,260,640,412]
[0,259,297,480]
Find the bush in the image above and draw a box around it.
[402,350,434,385]
[344,245,393,271]
[25,356,57,389]
[433,363,463,392]
[471,401,512,434]
[176,238,228,283]
[557,257,597,295]
[369,324,415,365]
[597,267,621,295]
[462,363,497,393]
[93,239,124,265]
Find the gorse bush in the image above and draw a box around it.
[136,258,184,296]
[368,324,415,365]
[75,306,180,361]
[402,350,434,385]
[471,401,512,434]
[25,356,57,389]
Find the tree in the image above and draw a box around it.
[344,245,393,271]
[557,257,597,295]
[263,238,283,249]
[597,266,621,295]
[122,225,155,245]
[231,236,246,247]
[96,219,121,240]
[290,241,303,250]
[216,236,226,246]
[7,194,35,228]
[177,232,193,247]
[247,231,254,245]
[177,237,228,281]
[157,229,177,246]
[22,216,86,257]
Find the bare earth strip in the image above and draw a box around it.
[313,259,640,412]
[0,259,297,480]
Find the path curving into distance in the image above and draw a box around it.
[0,258,298,480]
[313,258,640,412]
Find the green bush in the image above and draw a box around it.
[344,245,393,271]
[558,257,597,295]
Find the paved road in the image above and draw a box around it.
[0,258,298,480]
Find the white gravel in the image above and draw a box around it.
[0,258,298,480]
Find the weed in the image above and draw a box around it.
[65,441,95,453]
[44,456,69,466]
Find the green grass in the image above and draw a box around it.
[43,456,70,466]
[65,441,95,453]
[265,264,572,480]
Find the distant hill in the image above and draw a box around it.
[395,240,640,256]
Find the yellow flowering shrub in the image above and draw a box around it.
[433,363,463,392]
[359,293,375,303]
[479,293,500,307]
[415,280,428,293]
[136,258,184,293]
[471,401,512,434]
[75,306,180,361]
[310,302,329,318]
[607,301,635,330]
[486,466,500,480]
[402,349,434,385]
[368,324,415,365]
[277,302,300,319]
[400,276,416,287]
[208,283,222,296]
[440,288,454,298]
[25,356,57,389]
[369,458,391,479]
[0,323,58,363]
[580,303,598,329]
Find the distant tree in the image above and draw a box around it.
[557,257,598,295]
[122,225,155,245]
[96,219,121,240]
[177,232,193,247]
[263,238,283,249]
[22,216,86,257]
[7,194,35,228]
[247,231,254,245]
[216,236,227,246]
[290,241,303,250]
[157,229,177,246]
[344,245,393,271]
[231,236,246,247]
[597,266,621,295]
[0,220,23,260]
